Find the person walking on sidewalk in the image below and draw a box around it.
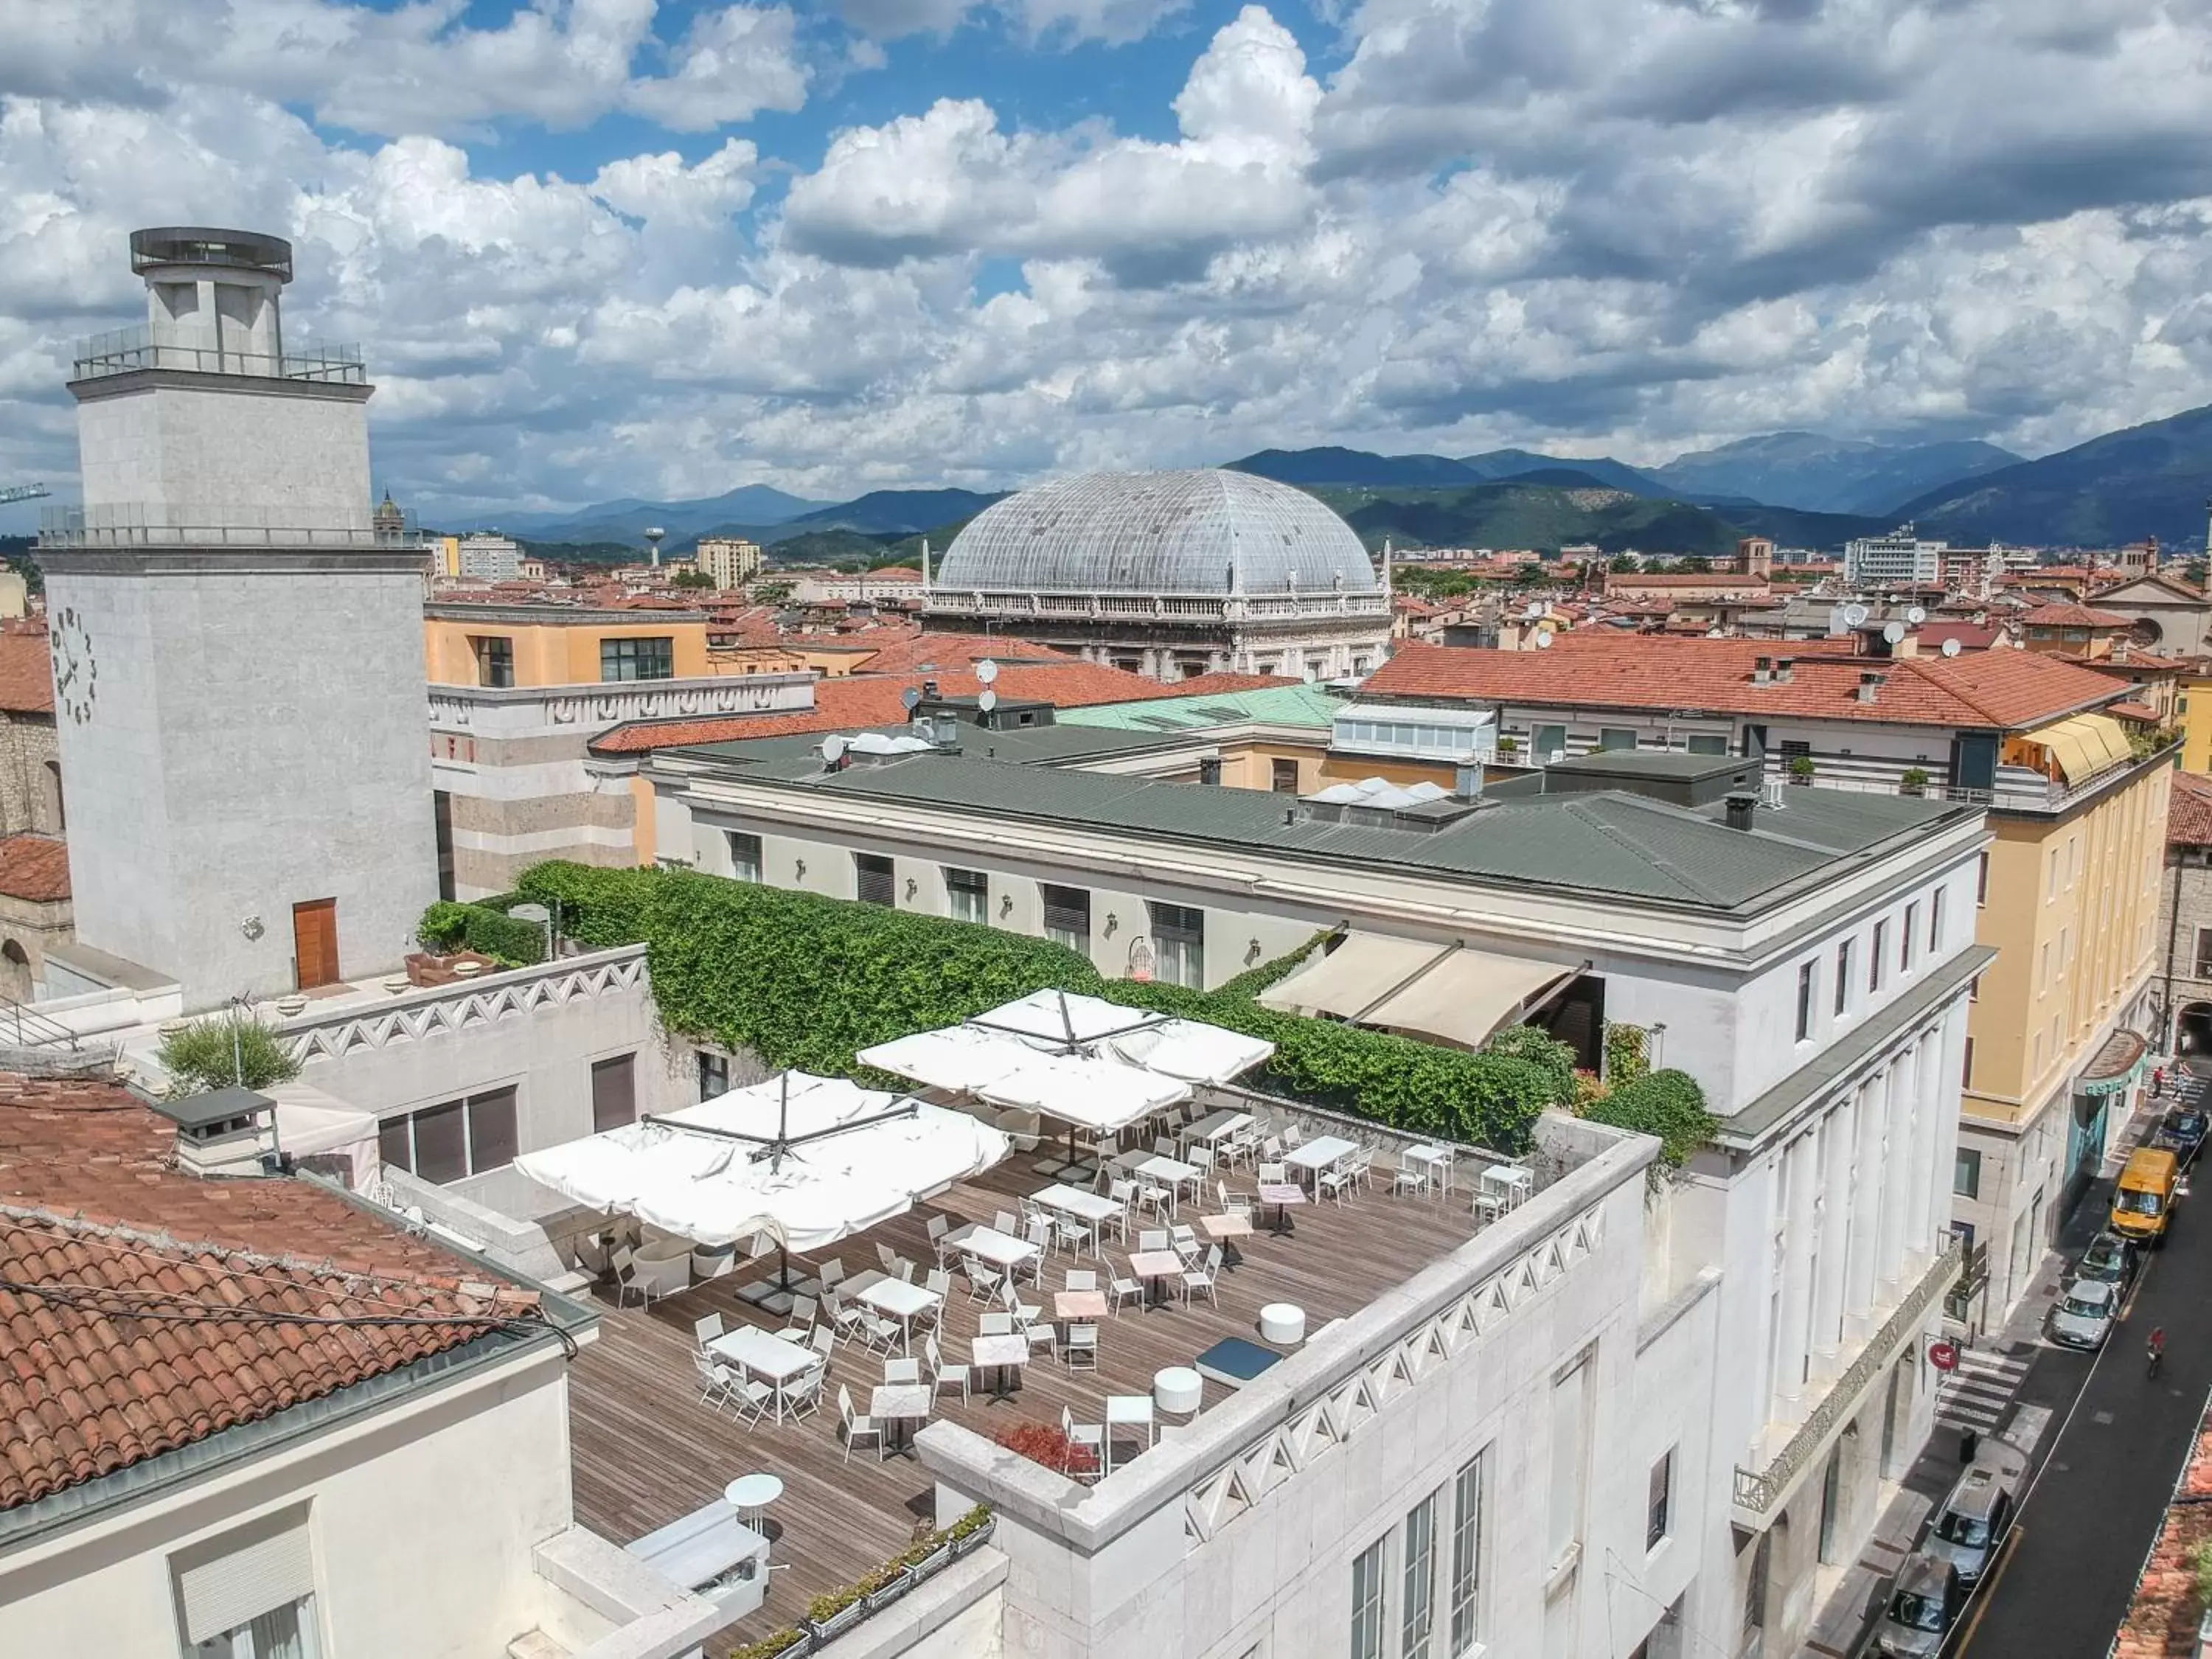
[2149,1325,2167,1378]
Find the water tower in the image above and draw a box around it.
[644,526,666,567]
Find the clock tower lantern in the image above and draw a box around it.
[39,228,437,1009]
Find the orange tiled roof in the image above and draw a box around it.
[2023,601,2132,628]
[0,836,69,902]
[1361,636,2129,729]
[2168,773,2212,846]
[2114,1418,2212,1657]
[0,1075,536,1512]
[1166,672,1307,696]
[0,630,52,716]
[848,631,1074,675]
[591,658,1188,752]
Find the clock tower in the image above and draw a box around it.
[39,228,437,1009]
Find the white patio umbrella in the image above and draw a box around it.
[518,1071,1009,1307]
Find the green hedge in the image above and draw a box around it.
[417,898,547,967]
[505,861,1587,1156]
[1581,1068,1714,1169]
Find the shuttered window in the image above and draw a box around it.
[592,1054,637,1133]
[855,854,894,908]
[1043,885,1091,951]
[175,1516,316,1646]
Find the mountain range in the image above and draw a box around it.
[449,401,2212,562]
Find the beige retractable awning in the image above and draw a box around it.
[1258,933,1457,1020]
[1259,931,1576,1050]
[2023,713,2131,783]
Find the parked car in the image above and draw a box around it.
[2156,1105,2208,1158]
[2048,1277,2120,1349]
[1924,1450,2023,1587]
[2073,1231,2139,1293]
[1876,1553,1965,1657]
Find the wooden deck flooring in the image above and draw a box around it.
[567,1155,1486,1653]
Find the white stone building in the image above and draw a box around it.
[1843,527,1947,586]
[922,469,1393,682]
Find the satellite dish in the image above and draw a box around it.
[1906,605,1927,625]
[1882,621,1907,644]
[1535,631,1554,650]
[900,686,922,712]
[975,658,1000,685]
[1941,637,1963,658]
[821,734,848,762]
[1843,603,1870,627]
[978,688,998,712]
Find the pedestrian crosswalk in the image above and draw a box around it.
[1937,1347,2031,1434]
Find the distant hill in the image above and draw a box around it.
[1455,448,1672,496]
[1299,482,1881,557]
[1229,447,1481,488]
[483,484,832,549]
[1652,432,2022,517]
[1890,403,2212,548]
[765,489,1005,541]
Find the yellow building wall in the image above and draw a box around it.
[423,618,711,687]
[2178,674,2212,773]
[626,774,658,866]
[1964,761,2171,1127]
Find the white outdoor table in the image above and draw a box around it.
[1255,1183,1306,1234]
[1105,1394,1155,1471]
[1135,1155,1201,1212]
[960,1225,1043,1272]
[971,1332,1032,1399]
[859,1277,943,1354]
[1054,1289,1109,1323]
[1195,1209,1253,1266]
[1284,1135,1359,1187]
[1033,1183,1121,1251]
[1481,1164,1534,1207]
[709,1327,821,1422]
[1181,1109,1253,1150]
[1403,1144,1455,1193]
[1129,1248,1185,1309]
[723,1472,783,1530]
[871,1382,933,1453]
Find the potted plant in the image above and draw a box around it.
[1497,734,1520,762]
[804,1585,865,1642]
[860,1560,915,1613]
[1787,753,1817,786]
[906,1531,954,1582]
[1899,765,1930,796]
[732,1630,810,1659]
[948,1506,996,1557]
[995,1421,1096,1478]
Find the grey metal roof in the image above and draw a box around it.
[933,469,1379,597]
[690,740,1972,915]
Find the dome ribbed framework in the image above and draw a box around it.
[935,469,1379,598]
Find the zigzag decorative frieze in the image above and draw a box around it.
[288,956,646,1066]
[1182,1202,1604,1545]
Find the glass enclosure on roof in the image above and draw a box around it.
[934,468,1381,597]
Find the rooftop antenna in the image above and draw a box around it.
[644,526,667,567]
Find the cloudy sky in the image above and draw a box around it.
[7,0,2212,526]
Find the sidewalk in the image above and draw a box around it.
[1799,1062,2185,1658]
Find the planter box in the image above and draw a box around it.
[862,1567,914,1613]
[805,1602,864,1643]
[950,1516,996,1557]
[908,1543,953,1582]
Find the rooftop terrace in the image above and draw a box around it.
[563,1096,1534,1654]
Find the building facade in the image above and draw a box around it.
[923,470,1392,683]
[697,535,764,589]
[38,227,437,1007]
[1843,528,1947,586]
[2157,771,2212,1058]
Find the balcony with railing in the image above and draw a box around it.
[39,504,420,551]
[71,324,366,384]
[1731,1232,1961,1528]
[925,586,1392,625]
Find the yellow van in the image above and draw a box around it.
[2112,1147,2180,1242]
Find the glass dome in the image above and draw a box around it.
[935,468,1380,597]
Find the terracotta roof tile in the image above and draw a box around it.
[848,631,1076,675]
[2023,601,2132,628]
[0,1075,535,1512]
[1360,637,2129,730]
[0,630,52,716]
[2168,773,2212,846]
[1165,672,1307,696]
[0,836,69,902]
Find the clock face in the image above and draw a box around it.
[50,605,96,726]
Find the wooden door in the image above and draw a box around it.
[292,898,340,990]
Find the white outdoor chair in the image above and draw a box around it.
[966,1262,1004,1304]
[1318,1164,1357,1206]
[855,1304,902,1353]
[1281,1124,1304,1149]
[1107,1267,1144,1315]
[876,1241,900,1276]
[779,1295,818,1343]
[839,1385,884,1463]
[1170,1222,1199,1262]
[923,1267,953,1318]
[1181,1245,1222,1308]
[810,1324,837,1368]
[927,1333,970,1402]
[925,1214,952,1259]
[1051,1210,1094,1258]
[692,1352,736,1411]
[883,1356,921,1385]
[1001,1275,1044,1328]
[979,1311,1015,1336]
[1136,1183,1174,1224]
[993,1210,1020,1235]
[1062,1405,1105,1482]
[1391,1155,1430,1199]
[692,1312,726,1349]
[1064,1323,1099,1369]
[1025,1321,1058,1363]
[1257,1161,1287,1186]
[1216,1182,1253,1221]
[780,1365,824,1421]
[1137,1229,1170,1253]
[818,1256,847,1293]
[1102,1181,1137,1242]
[1065,1268,1097,1293]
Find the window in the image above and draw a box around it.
[1272,758,1300,793]
[1955,1147,1982,1199]
[1977,850,1989,905]
[855,853,895,907]
[2038,941,2051,993]
[1795,961,1816,1042]
[1646,1450,1674,1551]
[599,635,674,682]
[1687,734,1728,755]
[1043,885,1091,951]
[1743,1531,1771,1635]
[2046,848,2058,902]
[1834,939,1852,1016]
[1547,1357,1590,1568]
[1902,903,1919,970]
[1599,728,1638,752]
[175,1517,321,1659]
[471,634,515,688]
[592,1053,636,1133]
[1449,1453,1484,1655]
[1930,889,1944,953]
[1534,723,1567,762]
[2195,928,2212,979]
[190,1600,319,1659]
[1870,921,1887,992]
[1402,1490,1439,1659]
[433,789,455,902]
[1151,901,1206,988]
[374,1088,517,1184]
[1350,1536,1388,1659]
[698,1051,729,1101]
[946,866,989,923]
[726,831,762,883]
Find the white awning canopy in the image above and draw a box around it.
[1260,933,1576,1050]
[515,1071,1009,1252]
[975,1052,1190,1133]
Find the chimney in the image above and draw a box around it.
[932,712,960,747]
[1198,757,1223,786]
[1724,792,1758,831]
[1753,655,1773,685]
[1773,657,1795,684]
[922,678,940,701]
[1454,760,1484,801]
[1857,671,1885,703]
[1893,633,1919,659]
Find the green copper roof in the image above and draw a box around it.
[1054,685,1346,732]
